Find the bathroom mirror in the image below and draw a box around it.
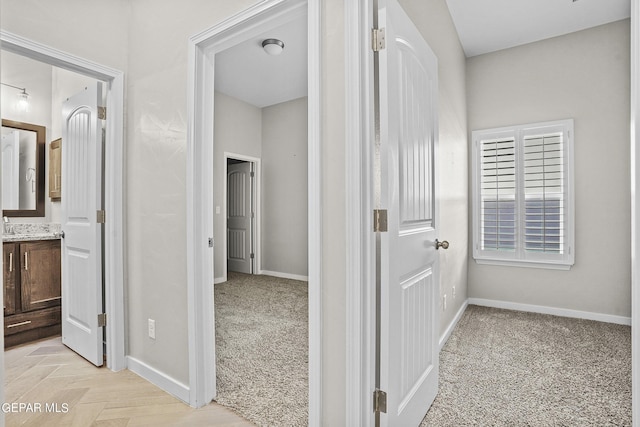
[1,119,45,217]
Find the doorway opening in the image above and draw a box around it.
[0,30,126,371]
[224,155,260,278]
[186,0,321,423]
[210,9,309,424]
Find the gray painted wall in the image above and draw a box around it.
[467,20,631,317]
[261,97,308,277]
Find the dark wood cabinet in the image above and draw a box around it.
[4,240,61,348]
[3,244,17,316]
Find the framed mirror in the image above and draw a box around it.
[1,119,45,217]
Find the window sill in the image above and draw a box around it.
[474,258,573,271]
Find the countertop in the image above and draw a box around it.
[2,223,61,242]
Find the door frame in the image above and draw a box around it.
[186,0,323,423]
[345,0,376,425]
[222,153,261,281]
[631,0,639,422]
[0,30,126,371]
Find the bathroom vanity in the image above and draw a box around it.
[3,225,61,348]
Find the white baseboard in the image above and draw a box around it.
[214,276,226,285]
[127,356,190,404]
[259,270,308,282]
[439,300,468,350]
[468,298,632,326]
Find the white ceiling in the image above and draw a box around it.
[446,0,631,57]
[215,15,307,108]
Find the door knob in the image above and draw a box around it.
[435,239,449,250]
[59,230,65,239]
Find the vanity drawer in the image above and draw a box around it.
[4,306,61,336]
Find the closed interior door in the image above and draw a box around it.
[227,161,253,274]
[377,0,440,424]
[61,82,105,367]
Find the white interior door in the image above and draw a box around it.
[61,83,104,367]
[227,161,253,274]
[1,130,20,209]
[378,0,440,425]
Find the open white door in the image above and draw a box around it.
[61,83,104,367]
[227,161,254,274]
[377,0,441,425]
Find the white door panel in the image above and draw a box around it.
[61,83,104,367]
[227,162,253,274]
[378,0,440,424]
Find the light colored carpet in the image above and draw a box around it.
[214,272,308,427]
[421,305,632,426]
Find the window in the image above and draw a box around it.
[472,119,574,269]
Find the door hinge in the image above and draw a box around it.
[372,28,386,52]
[250,171,255,178]
[373,209,388,232]
[98,313,107,327]
[250,253,255,259]
[251,212,255,218]
[97,210,106,224]
[208,238,214,248]
[98,106,107,120]
[373,389,387,414]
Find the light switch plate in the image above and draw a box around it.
[148,319,156,339]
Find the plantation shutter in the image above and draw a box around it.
[472,120,574,269]
[523,131,565,254]
[480,136,516,251]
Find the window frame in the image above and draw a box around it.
[471,119,575,270]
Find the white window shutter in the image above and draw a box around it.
[472,120,574,269]
[523,132,565,254]
[480,137,516,252]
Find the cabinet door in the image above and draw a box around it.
[20,241,61,312]
[3,243,17,315]
[49,138,62,200]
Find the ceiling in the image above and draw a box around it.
[215,15,307,108]
[446,0,631,57]
[215,1,632,103]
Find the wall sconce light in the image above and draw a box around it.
[1,82,30,112]
[262,38,285,56]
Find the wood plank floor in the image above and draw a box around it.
[4,336,255,426]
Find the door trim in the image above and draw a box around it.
[345,0,376,425]
[0,30,126,371]
[631,0,639,422]
[223,153,261,281]
[186,1,323,424]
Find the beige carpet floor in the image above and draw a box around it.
[421,305,632,426]
[214,272,308,427]
[214,280,631,426]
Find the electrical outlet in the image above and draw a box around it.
[216,206,221,214]
[443,294,447,310]
[148,319,156,340]
[452,286,456,299]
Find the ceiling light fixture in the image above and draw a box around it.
[1,82,30,112]
[262,38,285,56]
